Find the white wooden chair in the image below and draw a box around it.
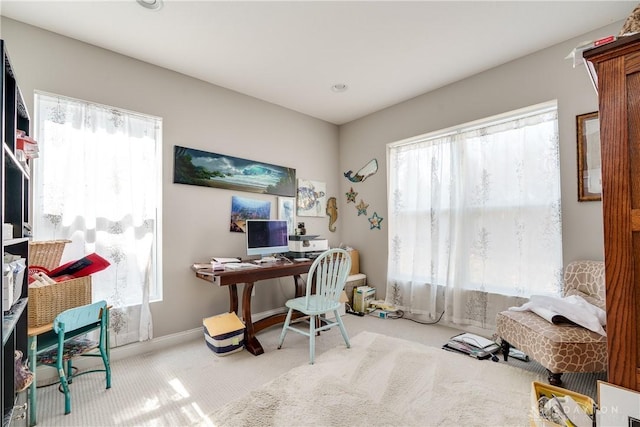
[277,248,352,364]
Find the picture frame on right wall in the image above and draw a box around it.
[577,111,602,202]
[597,381,640,426]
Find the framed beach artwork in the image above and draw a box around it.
[173,145,296,197]
[278,197,296,235]
[229,196,271,233]
[296,179,327,217]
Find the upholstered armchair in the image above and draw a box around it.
[495,260,607,385]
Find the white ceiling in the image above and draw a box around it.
[1,1,637,125]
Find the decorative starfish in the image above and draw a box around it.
[368,212,383,230]
[346,187,358,203]
[356,199,369,216]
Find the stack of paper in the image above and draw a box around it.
[212,257,241,264]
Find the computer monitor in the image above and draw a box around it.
[246,219,289,257]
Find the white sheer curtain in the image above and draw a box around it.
[33,92,161,347]
[386,102,563,331]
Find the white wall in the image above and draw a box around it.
[1,18,341,338]
[1,16,617,338]
[338,23,620,299]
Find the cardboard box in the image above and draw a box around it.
[203,312,245,356]
[348,249,360,275]
[530,381,594,427]
[323,291,349,320]
[345,274,366,305]
[353,285,375,313]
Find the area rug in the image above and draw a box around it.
[197,331,543,426]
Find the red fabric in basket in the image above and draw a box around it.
[49,253,110,279]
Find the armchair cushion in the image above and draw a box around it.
[562,260,605,309]
[496,310,607,374]
[495,260,607,383]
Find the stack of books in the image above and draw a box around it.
[442,333,500,360]
[211,257,241,271]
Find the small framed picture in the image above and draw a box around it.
[278,197,295,235]
[576,111,601,202]
[597,381,640,426]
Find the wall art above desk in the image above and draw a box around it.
[173,145,296,197]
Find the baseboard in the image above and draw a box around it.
[34,327,202,385]
[35,307,286,385]
[251,306,287,322]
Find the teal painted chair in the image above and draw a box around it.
[35,300,111,415]
[277,248,352,364]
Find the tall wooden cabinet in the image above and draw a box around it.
[1,40,31,425]
[584,33,640,392]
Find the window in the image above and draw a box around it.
[386,101,562,327]
[33,92,162,345]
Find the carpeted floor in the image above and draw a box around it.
[31,314,605,426]
[198,331,544,426]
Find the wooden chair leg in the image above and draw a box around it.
[57,361,71,415]
[100,347,111,389]
[309,315,316,365]
[335,311,351,348]
[66,359,73,384]
[277,308,293,349]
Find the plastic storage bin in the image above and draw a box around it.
[530,381,595,427]
[203,312,245,356]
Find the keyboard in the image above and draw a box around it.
[224,262,258,270]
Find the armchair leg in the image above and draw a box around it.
[500,339,511,362]
[547,370,563,386]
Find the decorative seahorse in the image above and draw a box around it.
[326,197,338,232]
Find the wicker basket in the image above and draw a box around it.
[28,240,92,327]
[28,276,92,327]
[29,240,71,271]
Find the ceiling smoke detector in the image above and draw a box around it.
[137,0,163,11]
[331,83,348,93]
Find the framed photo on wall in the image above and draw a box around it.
[296,179,327,217]
[278,196,296,235]
[577,112,601,202]
[230,196,270,233]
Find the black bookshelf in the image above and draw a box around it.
[1,40,31,427]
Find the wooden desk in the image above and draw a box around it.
[195,260,313,356]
